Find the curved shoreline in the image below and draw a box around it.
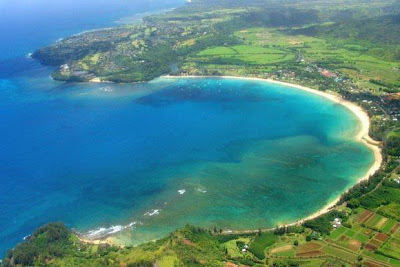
[81,74,383,243]
[162,75,383,229]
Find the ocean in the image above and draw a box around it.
[0,0,374,255]
[0,0,185,254]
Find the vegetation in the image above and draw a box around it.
[249,232,278,259]
[303,211,347,235]
[387,129,400,156]
[5,0,400,266]
[4,178,400,267]
[33,0,400,92]
[2,161,400,266]
[2,223,72,266]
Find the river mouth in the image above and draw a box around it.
[0,76,375,248]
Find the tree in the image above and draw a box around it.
[272,260,287,267]
[347,198,360,208]
[4,223,71,266]
[386,132,400,156]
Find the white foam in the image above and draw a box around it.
[196,188,207,193]
[108,225,124,234]
[87,227,107,236]
[83,221,137,239]
[144,209,160,216]
[100,86,113,92]
[178,189,186,195]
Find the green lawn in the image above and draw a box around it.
[389,258,400,267]
[365,213,385,229]
[197,46,238,56]
[224,237,251,258]
[354,233,370,243]
[323,245,358,262]
[379,203,400,221]
[344,229,357,238]
[362,250,393,264]
[379,238,400,260]
[157,255,179,267]
[249,232,278,259]
[382,218,397,234]
[329,227,347,240]
[195,44,295,66]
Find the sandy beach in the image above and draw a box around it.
[81,74,383,243]
[78,236,116,246]
[163,75,383,228]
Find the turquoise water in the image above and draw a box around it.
[0,0,375,254]
[0,73,374,250]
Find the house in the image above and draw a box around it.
[332,218,342,228]
[319,68,337,78]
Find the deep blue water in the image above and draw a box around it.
[0,0,185,254]
[0,0,374,256]
[0,0,184,62]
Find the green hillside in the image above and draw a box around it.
[295,14,400,45]
[32,0,399,84]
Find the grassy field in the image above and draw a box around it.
[194,44,295,65]
[157,255,179,267]
[224,237,251,258]
[249,232,278,259]
[183,26,400,93]
[379,237,400,260]
[258,207,400,266]
[236,27,400,91]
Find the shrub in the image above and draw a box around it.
[347,199,360,208]
[236,241,246,250]
[238,258,256,266]
[303,210,347,235]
